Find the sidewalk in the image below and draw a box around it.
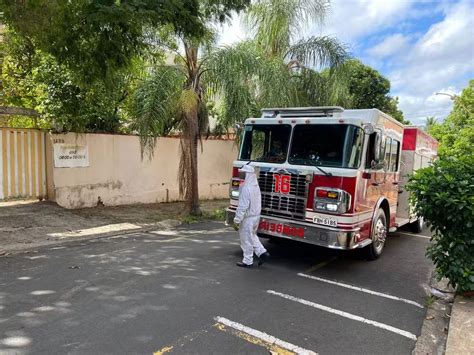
[0,199,227,254]
[446,295,474,355]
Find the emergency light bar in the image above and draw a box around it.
[261,106,344,118]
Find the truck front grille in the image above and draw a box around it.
[258,171,308,220]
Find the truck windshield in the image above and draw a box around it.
[239,124,292,163]
[289,124,364,168]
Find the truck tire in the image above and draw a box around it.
[410,217,424,233]
[364,208,387,260]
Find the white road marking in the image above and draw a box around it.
[214,316,317,355]
[266,290,418,341]
[393,231,431,240]
[297,273,424,309]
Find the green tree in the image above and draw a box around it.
[0,0,214,131]
[408,155,473,293]
[0,29,49,128]
[407,80,474,293]
[0,0,206,83]
[0,28,136,132]
[131,1,251,215]
[343,59,408,123]
[429,81,474,158]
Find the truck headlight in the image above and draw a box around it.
[313,188,351,214]
[229,178,240,199]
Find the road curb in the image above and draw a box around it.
[413,272,453,355]
[0,219,183,256]
[445,295,474,355]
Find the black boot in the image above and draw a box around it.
[258,252,270,266]
[236,261,253,268]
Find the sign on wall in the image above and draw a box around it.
[54,144,89,168]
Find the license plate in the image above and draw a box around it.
[313,215,337,227]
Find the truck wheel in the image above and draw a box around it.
[365,208,387,260]
[410,217,424,233]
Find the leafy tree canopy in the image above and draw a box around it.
[0,28,139,132]
[0,0,250,132]
[0,0,207,82]
[343,59,408,124]
[429,80,474,158]
[407,80,474,293]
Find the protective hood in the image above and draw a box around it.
[239,165,258,186]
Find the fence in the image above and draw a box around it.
[0,128,47,200]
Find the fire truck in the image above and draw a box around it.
[225,107,438,259]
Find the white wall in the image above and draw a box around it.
[48,133,237,209]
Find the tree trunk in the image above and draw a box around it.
[179,107,201,216]
[189,115,201,216]
[181,40,202,216]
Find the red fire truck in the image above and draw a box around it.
[225,107,438,259]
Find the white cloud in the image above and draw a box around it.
[368,34,409,58]
[317,0,414,43]
[389,0,474,121]
[397,87,459,125]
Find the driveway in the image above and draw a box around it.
[0,222,432,354]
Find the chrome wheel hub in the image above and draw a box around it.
[373,218,387,253]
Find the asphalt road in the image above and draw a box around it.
[0,222,432,355]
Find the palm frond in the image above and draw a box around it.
[130,66,186,158]
[245,0,330,56]
[297,66,351,107]
[204,42,262,124]
[257,56,301,107]
[286,36,349,70]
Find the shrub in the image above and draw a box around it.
[407,155,474,293]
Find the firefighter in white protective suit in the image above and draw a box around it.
[233,164,270,268]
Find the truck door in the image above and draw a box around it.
[381,137,401,225]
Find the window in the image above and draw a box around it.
[384,137,392,169]
[289,125,364,168]
[390,140,400,171]
[239,124,292,163]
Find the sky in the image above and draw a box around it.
[217,0,474,125]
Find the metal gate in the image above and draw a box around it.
[0,128,47,200]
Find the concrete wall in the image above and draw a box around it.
[47,133,237,209]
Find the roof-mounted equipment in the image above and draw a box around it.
[261,106,344,118]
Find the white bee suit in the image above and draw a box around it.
[233,165,267,265]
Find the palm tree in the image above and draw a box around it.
[207,0,349,126]
[131,0,348,216]
[131,38,210,216]
[425,116,438,133]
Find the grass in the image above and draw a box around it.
[426,295,437,307]
[181,207,227,224]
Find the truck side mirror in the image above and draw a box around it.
[363,123,375,135]
[370,132,385,169]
